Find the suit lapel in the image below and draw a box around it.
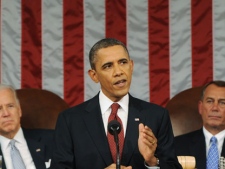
[83,94,112,166]
[0,148,6,169]
[82,94,146,166]
[121,95,145,165]
[221,138,225,157]
[189,129,206,169]
[26,138,47,169]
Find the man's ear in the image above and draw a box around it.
[88,69,99,83]
[198,100,203,115]
[18,105,22,117]
[130,59,134,73]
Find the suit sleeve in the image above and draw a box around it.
[50,112,75,169]
[152,109,182,169]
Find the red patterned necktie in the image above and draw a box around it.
[107,103,124,163]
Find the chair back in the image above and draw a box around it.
[16,88,69,129]
[166,86,203,136]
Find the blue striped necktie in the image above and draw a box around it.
[10,140,26,169]
[207,136,219,169]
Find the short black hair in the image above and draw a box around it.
[89,38,129,70]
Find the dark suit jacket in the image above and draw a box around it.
[0,128,54,169]
[51,94,181,169]
[174,128,225,169]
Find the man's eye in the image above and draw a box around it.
[120,60,128,65]
[103,64,111,69]
[206,100,213,104]
[8,104,15,108]
[219,101,225,106]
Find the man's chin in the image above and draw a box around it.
[2,125,16,133]
[208,122,223,129]
[116,89,129,97]
[0,126,19,138]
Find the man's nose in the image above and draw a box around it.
[113,64,123,76]
[2,107,10,116]
[211,102,220,110]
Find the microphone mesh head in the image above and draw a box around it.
[108,120,121,135]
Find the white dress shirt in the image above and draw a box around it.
[99,90,129,136]
[203,127,225,158]
[0,127,36,169]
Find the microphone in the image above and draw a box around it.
[108,120,121,169]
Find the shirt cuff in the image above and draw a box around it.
[144,162,160,169]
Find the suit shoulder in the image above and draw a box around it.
[131,96,167,112]
[23,128,54,142]
[175,129,202,141]
[58,95,99,120]
[61,96,95,113]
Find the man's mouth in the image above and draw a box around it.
[3,120,13,125]
[114,79,126,87]
[208,115,221,120]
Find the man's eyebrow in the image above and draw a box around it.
[205,97,225,101]
[101,58,129,68]
[101,62,112,68]
[119,58,128,61]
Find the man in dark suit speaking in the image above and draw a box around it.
[0,84,52,169]
[175,80,225,169]
[51,38,181,169]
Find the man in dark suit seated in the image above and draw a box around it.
[174,80,225,169]
[50,38,181,169]
[0,84,53,169]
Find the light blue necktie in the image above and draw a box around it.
[10,140,26,169]
[207,136,219,169]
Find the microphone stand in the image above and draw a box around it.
[113,131,120,169]
[108,120,121,169]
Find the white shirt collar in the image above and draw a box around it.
[203,127,225,145]
[203,126,225,157]
[13,127,26,144]
[0,127,25,151]
[99,90,129,115]
[0,134,11,152]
